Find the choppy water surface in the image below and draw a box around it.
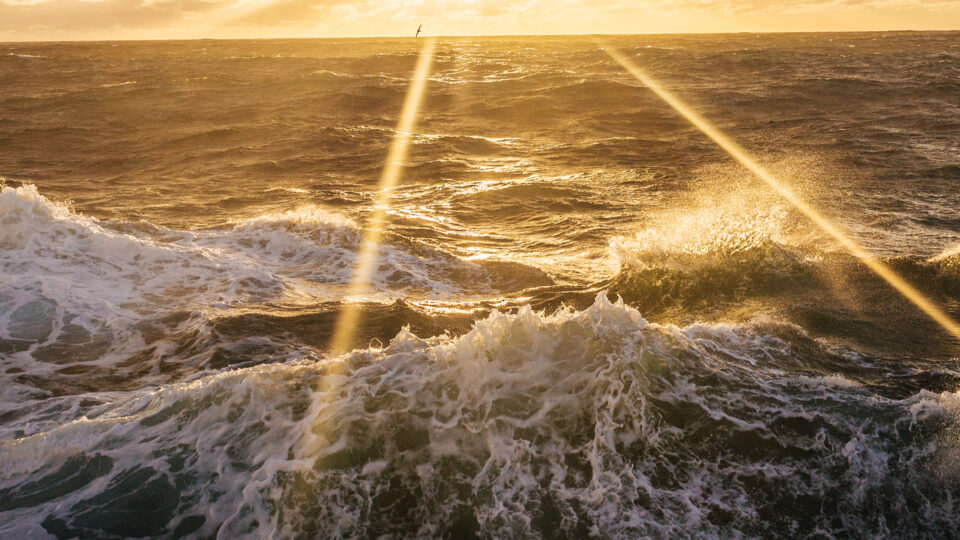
[2,32,960,538]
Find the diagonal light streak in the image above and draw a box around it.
[328,37,438,354]
[602,44,960,340]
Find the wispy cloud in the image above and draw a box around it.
[1,0,958,40]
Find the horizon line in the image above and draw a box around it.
[2,27,959,45]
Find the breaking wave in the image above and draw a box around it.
[0,185,550,392]
[1,294,958,537]
[608,206,817,312]
[607,203,960,322]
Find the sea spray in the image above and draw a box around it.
[2,294,958,537]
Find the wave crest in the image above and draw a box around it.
[0,185,550,390]
[4,294,957,537]
[609,206,813,311]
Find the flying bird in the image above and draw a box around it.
[416,25,422,38]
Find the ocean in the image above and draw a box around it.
[2,32,960,538]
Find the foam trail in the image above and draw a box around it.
[602,44,960,342]
[329,38,438,354]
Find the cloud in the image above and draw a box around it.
[1,0,222,33]
[1,0,958,39]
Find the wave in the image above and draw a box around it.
[608,206,817,313]
[603,201,960,360]
[0,185,551,390]
[1,294,958,537]
[414,133,519,156]
[888,244,960,298]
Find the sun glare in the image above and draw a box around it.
[328,37,438,354]
[601,44,960,341]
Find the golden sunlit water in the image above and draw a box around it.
[329,37,438,354]
[2,32,960,539]
[604,44,960,341]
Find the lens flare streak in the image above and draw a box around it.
[602,44,960,341]
[329,38,438,354]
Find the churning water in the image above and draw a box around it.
[2,32,960,537]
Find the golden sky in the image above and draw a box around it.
[2,0,959,41]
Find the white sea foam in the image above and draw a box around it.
[1,293,955,537]
[0,185,518,386]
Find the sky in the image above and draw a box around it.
[1,0,959,41]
